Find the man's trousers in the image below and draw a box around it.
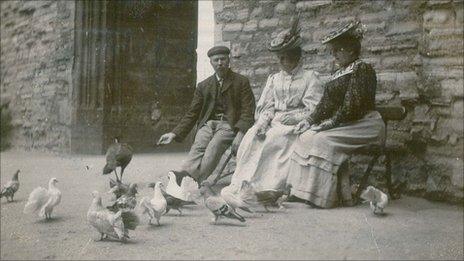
[180,120,236,182]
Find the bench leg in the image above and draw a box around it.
[385,152,395,199]
[355,154,380,202]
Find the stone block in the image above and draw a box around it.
[427,0,452,7]
[275,1,296,14]
[236,8,249,21]
[243,20,258,32]
[423,9,454,28]
[296,1,331,12]
[451,100,464,118]
[215,10,235,23]
[259,18,279,28]
[386,21,421,36]
[360,11,392,23]
[250,6,262,18]
[223,22,243,32]
[456,7,463,25]
[450,157,463,189]
[441,79,464,98]
[238,34,253,41]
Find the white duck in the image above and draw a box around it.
[23,177,61,220]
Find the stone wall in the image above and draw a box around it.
[213,0,463,203]
[1,1,198,154]
[1,0,75,152]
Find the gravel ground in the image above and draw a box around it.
[1,150,463,260]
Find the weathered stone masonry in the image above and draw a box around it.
[213,0,463,202]
[1,1,75,152]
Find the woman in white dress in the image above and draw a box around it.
[223,18,324,193]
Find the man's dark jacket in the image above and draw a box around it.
[172,70,256,141]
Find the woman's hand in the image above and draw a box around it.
[293,119,311,134]
[311,119,335,132]
[256,125,268,140]
[281,114,300,125]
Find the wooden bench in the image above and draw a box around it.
[353,105,407,201]
[212,105,408,197]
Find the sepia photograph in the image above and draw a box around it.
[0,0,463,260]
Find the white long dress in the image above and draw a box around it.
[223,65,324,193]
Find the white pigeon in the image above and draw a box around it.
[220,180,257,213]
[360,186,389,215]
[23,177,61,220]
[180,176,202,203]
[1,169,20,202]
[166,171,201,203]
[139,181,167,225]
[166,171,185,200]
[87,191,127,241]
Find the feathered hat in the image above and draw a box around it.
[322,19,365,44]
[268,15,302,52]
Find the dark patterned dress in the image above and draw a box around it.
[308,59,377,127]
[288,59,385,208]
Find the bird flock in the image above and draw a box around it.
[1,138,388,243]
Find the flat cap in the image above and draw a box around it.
[207,46,230,57]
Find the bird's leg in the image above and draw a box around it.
[177,208,182,216]
[157,219,160,226]
[264,205,270,212]
[99,233,105,241]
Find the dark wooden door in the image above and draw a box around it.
[72,0,197,154]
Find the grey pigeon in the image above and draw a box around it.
[23,178,61,220]
[220,180,256,213]
[103,138,133,182]
[108,178,130,200]
[200,181,245,223]
[87,191,131,242]
[107,183,138,212]
[360,186,388,215]
[255,184,292,212]
[139,181,167,225]
[1,169,20,202]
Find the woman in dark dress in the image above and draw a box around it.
[288,20,385,208]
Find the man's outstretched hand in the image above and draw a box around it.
[157,132,177,146]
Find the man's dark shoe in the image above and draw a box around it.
[171,170,192,186]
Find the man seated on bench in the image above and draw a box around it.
[157,46,255,185]
[289,20,385,208]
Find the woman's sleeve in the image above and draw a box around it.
[329,62,376,126]
[255,74,275,124]
[306,82,332,125]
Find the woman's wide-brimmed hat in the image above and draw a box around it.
[268,15,302,52]
[322,19,365,44]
